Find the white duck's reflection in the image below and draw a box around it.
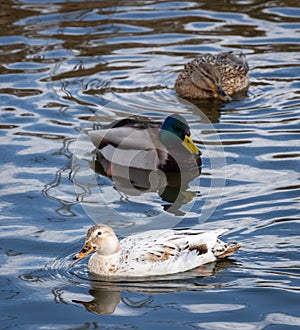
[72,259,236,315]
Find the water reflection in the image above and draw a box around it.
[1,0,300,328]
[73,288,122,315]
[72,259,234,315]
[185,98,224,123]
[93,153,201,216]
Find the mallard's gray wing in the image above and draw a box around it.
[88,127,161,150]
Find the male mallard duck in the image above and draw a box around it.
[88,114,201,173]
[73,224,242,277]
[175,51,249,101]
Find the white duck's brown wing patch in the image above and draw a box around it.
[140,241,209,263]
[144,245,178,262]
[121,234,189,264]
[188,243,208,256]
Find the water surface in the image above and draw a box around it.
[0,1,300,329]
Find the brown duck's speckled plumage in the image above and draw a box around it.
[175,51,249,100]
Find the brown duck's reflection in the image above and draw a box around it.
[92,156,201,216]
[72,259,236,315]
[190,99,224,124]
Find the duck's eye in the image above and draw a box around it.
[97,231,102,236]
[173,125,181,133]
[217,86,227,97]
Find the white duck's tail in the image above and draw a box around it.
[213,241,243,259]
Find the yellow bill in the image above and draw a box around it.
[182,135,200,155]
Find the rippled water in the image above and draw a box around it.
[1,0,300,329]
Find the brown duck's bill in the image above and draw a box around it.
[214,85,232,102]
[73,241,96,260]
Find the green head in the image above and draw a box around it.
[160,114,200,155]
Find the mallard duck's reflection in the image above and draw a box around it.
[92,154,201,216]
[72,259,236,315]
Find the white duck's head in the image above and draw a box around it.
[73,224,120,260]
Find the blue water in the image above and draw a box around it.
[1,1,300,329]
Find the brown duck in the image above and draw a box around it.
[175,51,249,101]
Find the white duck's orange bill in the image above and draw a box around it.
[73,241,96,260]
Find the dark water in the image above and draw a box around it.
[1,0,300,329]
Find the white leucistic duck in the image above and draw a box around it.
[73,224,242,277]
